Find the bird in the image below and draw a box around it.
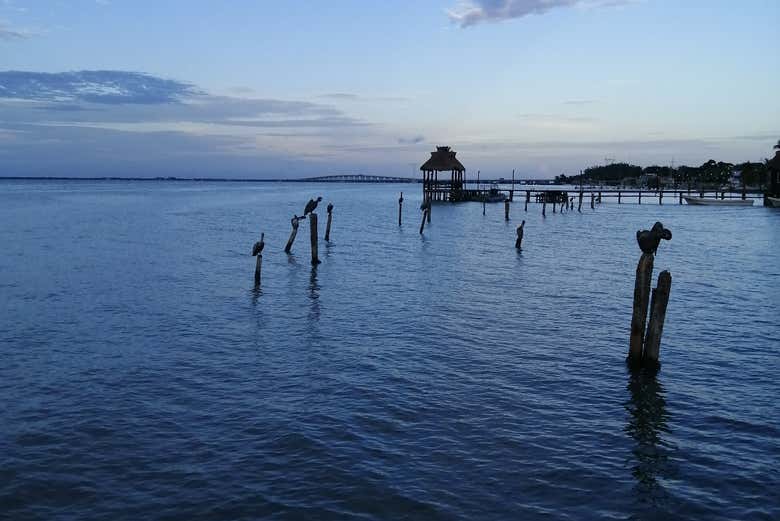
[303,197,322,216]
[252,233,265,256]
[326,202,333,214]
[636,222,672,254]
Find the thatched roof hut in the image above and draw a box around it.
[420,146,465,172]
[767,151,780,171]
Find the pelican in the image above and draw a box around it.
[252,232,265,256]
[636,222,672,254]
[304,197,322,216]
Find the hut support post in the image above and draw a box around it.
[309,213,320,265]
[427,198,431,223]
[628,253,654,366]
[643,270,672,368]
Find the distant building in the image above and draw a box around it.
[420,146,466,202]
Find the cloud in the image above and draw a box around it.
[448,0,632,27]
[398,135,425,145]
[0,21,30,39]
[563,99,598,106]
[0,70,198,104]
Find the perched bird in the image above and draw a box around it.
[252,233,265,256]
[636,222,672,254]
[327,202,334,214]
[304,197,323,216]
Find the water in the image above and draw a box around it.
[1,180,778,520]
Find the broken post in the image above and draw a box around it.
[325,202,334,242]
[398,192,403,226]
[504,199,510,221]
[419,208,428,234]
[629,253,655,366]
[515,220,525,250]
[309,213,320,265]
[643,270,672,368]
[284,216,300,254]
[252,232,265,286]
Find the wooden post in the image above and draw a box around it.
[325,203,333,242]
[629,253,654,366]
[419,208,428,234]
[483,197,486,216]
[398,192,403,226]
[525,190,530,212]
[515,220,525,250]
[553,200,557,213]
[659,190,663,205]
[504,199,510,221]
[590,193,595,209]
[309,213,320,265]
[427,197,431,223]
[578,190,583,212]
[643,270,672,368]
[597,191,602,204]
[542,199,546,217]
[679,191,683,204]
[284,216,300,254]
[742,185,746,200]
[721,191,725,200]
[252,232,264,286]
[638,190,642,204]
[618,191,621,204]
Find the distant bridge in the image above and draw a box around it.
[299,174,419,183]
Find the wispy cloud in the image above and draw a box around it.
[448,0,633,27]
[563,99,598,106]
[398,135,425,145]
[318,92,410,103]
[0,20,30,39]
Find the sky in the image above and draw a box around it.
[1,0,778,178]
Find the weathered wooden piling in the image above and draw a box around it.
[427,198,431,223]
[638,190,642,204]
[419,208,428,234]
[325,203,333,241]
[578,190,583,212]
[309,213,320,265]
[590,193,595,209]
[284,216,300,254]
[542,200,546,217]
[525,190,530,212]
[679,192,683,204]
[659,191,663,205]
[618,191,622,204]
[515,220,525,250]
[398,192,403,226]
[643,270,672,368]
[553,200,556,213]
[504,199,510,220]
[483,197,486,216]
[629,253,655,366]
[252,232,265,286]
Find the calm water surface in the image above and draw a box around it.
[1,180,778,520]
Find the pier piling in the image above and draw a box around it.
[590,193,595,210]
[639,191,642,204]
[525,191,530,212]
[252,232,265,286]
[542,200,546,217]
[398,192,403,226]
[643,270,671,369]
[515,220,525,250]
[284,216,300,254]
[578,190,583,212]
[629,253,654,367]
[504,199,510,221]
[419,208,428,234]
[325,203,333,242]
[309,213,320,265]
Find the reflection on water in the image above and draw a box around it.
[308,267,320,322]
[625,371,674,505]
[250,285,262,306]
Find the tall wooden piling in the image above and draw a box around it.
[629,253,654,366]
[427,198,431,223]
[553,200,556,213]
[515,220,525,250]
[419,208,428,234]
[252,232,265,286]
[525,190,530,212]
[618,191,622,204]
[504,199,510,221]
[325,203,333,242]
[679,191,683,204]
[659,190,663,205]
[643,270,672,368]
[590,193,595,209]
[578,190,583,212]
[483,197,486,216]
[309,213,320,265]
[638,191,642,204]
[542,200,546,217]
[398,192,403,226]
[284,216,300,254]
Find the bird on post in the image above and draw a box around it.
[252,233,265,256]
[327,202,333,214]
[304,197,323,216]
[636,222,672,254]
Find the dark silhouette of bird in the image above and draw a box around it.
[326,202,333,214]
[304,197,322,216]
[252,233,265,256]
[636,222,672,254]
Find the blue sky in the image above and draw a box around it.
[1,0,778,178]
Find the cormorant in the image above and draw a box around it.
[304,197,323,216]
[326,202,333,214]
[252,233,265,256]
[636,222,672,254]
